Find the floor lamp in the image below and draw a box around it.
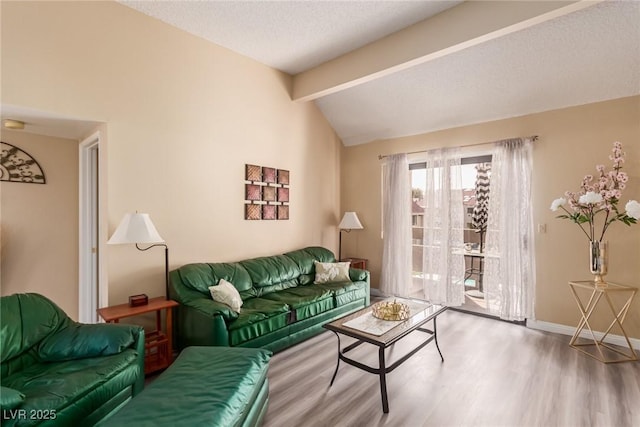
[338,212,363,260]
[108,213,170,300]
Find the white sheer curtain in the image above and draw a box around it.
[381,153,412,297]
[421,148,465,306]
[484,138,536,321]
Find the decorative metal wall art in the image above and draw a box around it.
[245,164,290,220]
[1,142,46,184]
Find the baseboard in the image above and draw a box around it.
[527,319,640,350]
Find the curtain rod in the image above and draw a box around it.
[378,135,539,160]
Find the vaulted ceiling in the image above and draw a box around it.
[4,1,639,145]
[121,0,639,146]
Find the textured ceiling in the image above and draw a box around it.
[316,0,640,145]
[119,0,640,146]
[13,1,629,146]
[120,0,462,75]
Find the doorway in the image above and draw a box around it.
[79,132,106,322]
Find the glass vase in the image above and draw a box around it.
[589,240,608,286]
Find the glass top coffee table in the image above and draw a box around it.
[323,297,447,413]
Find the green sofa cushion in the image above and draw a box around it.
[3,350,139,421]
[283,247,335,275]
[313,280,367,296]
[336,286,370,307]
[284,247,336,286]
[0,386,25,410]
[261,286,334,321]
[239,255,301,291]
[229,312,289,347]
[229,298,289,329]
[100,346,272,427]
[38,323,138,362]
[185,298,239,322]
[176,263,253,294]
[260,285,331,308]
[1,294,69,366]
[228,298,290,346]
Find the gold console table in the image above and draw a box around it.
[568,280,638,363]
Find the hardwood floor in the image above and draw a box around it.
[263,310,640,427]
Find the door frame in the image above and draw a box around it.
[78,131,107,322]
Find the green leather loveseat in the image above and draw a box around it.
[0,293,145,427]
[169,246,370,352]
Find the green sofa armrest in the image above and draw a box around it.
[187,298,240,322]
[0,386,25,411]
[349,268,369,282]
[177,304,230,348]
[38,322,144,362]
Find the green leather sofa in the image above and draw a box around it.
[169,246,370,352]
[99,346,272,427]
[0,293,145,427]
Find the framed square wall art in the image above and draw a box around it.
[263,186,276,202]
[262,205,276,220]
[262,167,276,184]
[278,205,289,220]
[245,164,261,182]
[277,187,289,203]
[245,184,261,201]
[277,169,290,185]
[245,204,261,220]
[245,163,290,221]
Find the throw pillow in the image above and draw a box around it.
[0,386,25,410]
[209,279,243,313]
[314,261,351,284]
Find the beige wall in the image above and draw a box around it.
[0,130,79,318]
[341,96,640,338]
[1,2,342,308]
[2,1,637,339]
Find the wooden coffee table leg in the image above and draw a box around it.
[378,346,389,413]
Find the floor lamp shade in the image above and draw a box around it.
[108,213,165,244]
[338,212,363,230]
[338,212,363,261]
[108,213,170,300]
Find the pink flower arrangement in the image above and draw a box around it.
[550,141,638,241]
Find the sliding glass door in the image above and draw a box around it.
[410,154,492,313]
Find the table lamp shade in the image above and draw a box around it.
[338,212,363,230]
[108,213,165,244]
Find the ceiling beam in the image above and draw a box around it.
[292,0,602,102]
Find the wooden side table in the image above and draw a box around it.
[98,297,179,375]
[341,257,367,270]
[568,280,638,363]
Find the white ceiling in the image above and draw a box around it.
[119,0,639,146]
[1,104,101,141]
[4,1,638,145]
[316,0,640,144]
[121,0,463,75]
